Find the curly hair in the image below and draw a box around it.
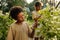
[35,2,41,7]
[10,6,23,20]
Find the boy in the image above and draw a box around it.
[7,6,38,40]
[32,2,43,40]
[32,2,43,21]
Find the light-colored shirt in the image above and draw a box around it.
[7,21,32,40]
[32,11,40,19]
[32,11,41,37]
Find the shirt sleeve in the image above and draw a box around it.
[7,26,15,40]
[25,23,32,35]
[27,23,36,38]
[28,24,32,35]
[32,11,37,19]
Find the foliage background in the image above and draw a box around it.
[0,0,60,40]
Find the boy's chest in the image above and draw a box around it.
[15,23,28,34]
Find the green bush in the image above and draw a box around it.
[35,6,60,40]
[0,6,60,40]
[0,14,14,40]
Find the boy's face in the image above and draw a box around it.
[17,12,25,22]
[35,6,42,11]
[35,6,40,11]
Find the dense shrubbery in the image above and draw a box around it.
[35,6,60,40]
[0,14,14,40]
[0,6,60,40]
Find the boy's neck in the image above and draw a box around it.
[16,20,24,24]
[36,9,40,11]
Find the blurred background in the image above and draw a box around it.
[0,0,60,14]
[0,0,60,40]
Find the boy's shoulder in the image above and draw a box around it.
[8,22,16,30]
[10,22,16,26]
[23,21,28,25]
[10,21,28,27]
[32,10,36,13]
[9,22,17,29]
